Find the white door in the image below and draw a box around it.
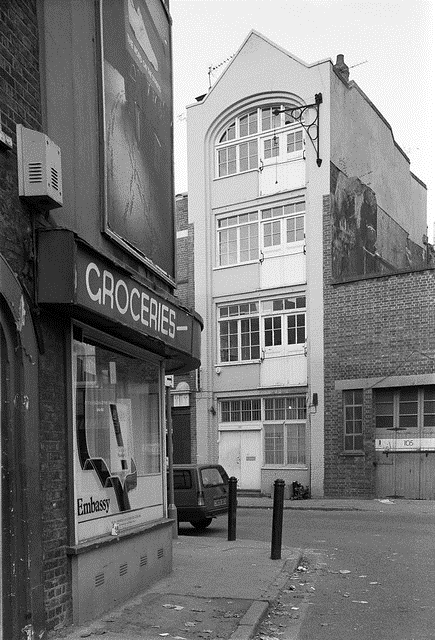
[219,430,261,490]
[219,431,241,482]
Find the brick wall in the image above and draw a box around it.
[174,193,198,461]
[0,0,42,289]
[1,2,72,630]
[323,193,435,497]
[39,311,72,628]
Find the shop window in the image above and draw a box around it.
[73,335,161,523]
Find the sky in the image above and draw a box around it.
[170,0,434,239]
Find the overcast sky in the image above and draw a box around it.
[170,0,434,238]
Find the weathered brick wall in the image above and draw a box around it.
[175,193,198,461]
[1,2,72,630]
[0,0,42,289]
[323,193,435,497]
[39,311,72,628]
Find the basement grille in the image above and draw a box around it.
[157,548,164,559]
[140,555,148,567]
[119,563,128,576]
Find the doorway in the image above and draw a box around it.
[218,430,261,490]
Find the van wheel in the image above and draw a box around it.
[191,518,213,530]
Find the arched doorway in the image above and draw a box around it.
[0,255,44,639]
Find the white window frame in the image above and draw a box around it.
[262,295,306,356]
[217,212,259,266]
[218,302,260,363]
[263,395,307,467]
[216,104,304,179]
[261,202,305,258]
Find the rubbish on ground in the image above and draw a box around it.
[358,575,367,578]
[369,581,379,585]
[163,603,184,611]
[297,566,307,572]
[184,621,196,627]
[377,499,394,504]
[339,570,351,574]
[352,600,368,604]
[191,608,206,612]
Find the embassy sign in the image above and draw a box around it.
[37,230,201,369]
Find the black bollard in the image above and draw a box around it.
[270,479,285,559]
[228,476,238,541]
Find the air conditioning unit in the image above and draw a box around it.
[16,124,63,209]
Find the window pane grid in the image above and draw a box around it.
[343,390,363,451]
[221,398,261,422]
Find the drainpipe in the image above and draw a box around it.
[166,383,178,538]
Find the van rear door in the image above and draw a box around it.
[199,466,229,512]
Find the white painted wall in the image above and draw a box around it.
[187,31,330,493]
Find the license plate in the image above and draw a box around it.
[214,498,226,506]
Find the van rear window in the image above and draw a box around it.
[173,470,192,489]
[201,468,226,487]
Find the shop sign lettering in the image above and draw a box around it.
[84,261,177,339]
[77,496,111,516]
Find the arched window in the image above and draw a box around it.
[215,104,304,178]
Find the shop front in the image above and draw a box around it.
[37,229,202,624]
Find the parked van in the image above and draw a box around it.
[169,464,229,530]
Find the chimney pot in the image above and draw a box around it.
[334,54,349,83]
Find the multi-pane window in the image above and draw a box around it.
[217,202,304,267]
[239,140,258,172]
[261,202,305,250]
[374,386,435,430]
[264,423,306,465]
[286,215,305,243]
[343,390,363,451]
[287,313,305,345]
[219,303,260,362]
[264,136,279,159]
[262,296,306,348]
[264,396,307,420]
[217,212,259,266]
[264,316,282,346]
[216,104,304,178]
[423,387,435,426]
[287,130,303,153]
[239,111,258,137]
[218,297,306,364]
[220,398,261,422]
[264,425,284,464]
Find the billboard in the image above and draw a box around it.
[99,0,175,281]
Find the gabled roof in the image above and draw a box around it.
[190,29,331,106]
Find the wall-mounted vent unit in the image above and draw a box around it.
[16,124,63,209]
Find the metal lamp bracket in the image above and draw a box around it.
[273,93,323,167]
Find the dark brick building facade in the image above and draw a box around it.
[323,192,435,498]
[172,193,198,463]
[1,2,201,637]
